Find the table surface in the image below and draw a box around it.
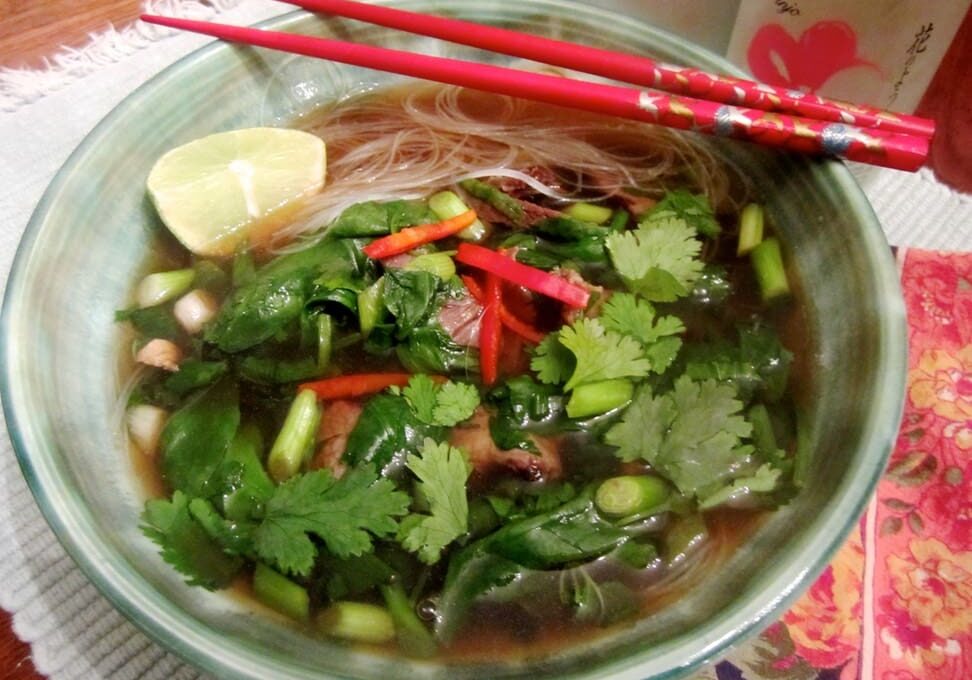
[1,2,969,678]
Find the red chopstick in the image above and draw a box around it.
[140,14,929,171]
[281,0,935,140]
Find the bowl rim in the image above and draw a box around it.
[0,1,908,678]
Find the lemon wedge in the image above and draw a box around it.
[146,128,326,257]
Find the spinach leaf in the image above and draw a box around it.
[383,269,439,339]
[485,491,628,568]
[238,356,320,384]
[396,326,477,374]
[163,359,228,396]
[206,239,365,353]
[115,305,184,342]
[217,423,274,522]
[258,237,366,281]
[343,394,442,472]
[205,274,307,352]
[437,490,629,640]
[486,376,564,451]
[160,378,240,497]
[305,276,362,326]
[329,200,436,238]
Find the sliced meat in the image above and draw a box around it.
[438,293,483,347]
[310,399,363,477]
[448,408,562,482]
[494,166,564,199]
[586,170,657,217]
[518,200,562,227]
[614,190,657,218]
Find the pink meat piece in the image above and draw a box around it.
[448,408,562,482]
[310,399,363,477]
[494,166,564,199]
[438,293,483,347]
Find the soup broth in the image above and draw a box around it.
[120,84,806,662]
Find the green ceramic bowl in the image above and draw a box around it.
[0,1,906,678]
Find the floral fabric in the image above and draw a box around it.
[696,248,972,680]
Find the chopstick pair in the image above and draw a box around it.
[141,1,932,171]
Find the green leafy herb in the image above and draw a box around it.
[253,467,410,577]
[160,379,240,497]
[605,217,704,301]
[383,269,440,339]
[400,439,472,564]
[640,189,720,238]
[343,393,443,470]
[601,292,685,373]
[141,491,243,589]
[206,239,364,353]
[433,381,480,426]
[682,322,793,403]
[486,376,564,451]
[402,375,480,427]
[532,318,651,391]
[402,374,439,422]
[698,463,781,509]
[604,376,754,497]
[329,199,436,238]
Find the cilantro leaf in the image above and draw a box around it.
[558,318,651,390]
[601,292,685,373]
[431,381,480,426]
[403,374,439,422]
[698,463,781,509]
[530,333,574,385]
[601,293,685,344]
[604,376,753,497]
[141,491,243,590]
[400,439,471,564]
[641,189,720,238]
[253,467,409,577]
[402,375,480,427]
[605,218,704,302]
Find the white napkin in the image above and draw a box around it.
[0,1,969,678]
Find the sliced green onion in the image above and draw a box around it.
[317,601,396,644]
[595,475,670,518]
[317,313,333,372]
[565,379,634,418]
[357,278,385,338]
[736,203,765,256]
[748,402,778,459]
[253,563,309,622]
[379,582,437,658]
[750,237,791,301]
[607,209,630,231]
[565,202,612,225]
[267,388,321,482]
[429,189,488,241]
[404,251,457,280]
[135,269,195,308]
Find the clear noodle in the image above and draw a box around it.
[274,84,746,248]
